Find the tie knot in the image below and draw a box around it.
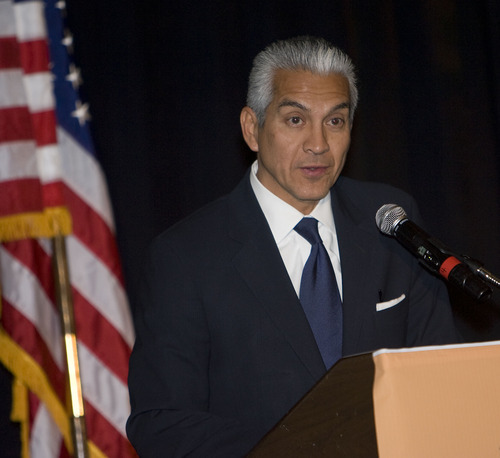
[294,217,322,245]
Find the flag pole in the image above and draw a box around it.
[52,233,89,458]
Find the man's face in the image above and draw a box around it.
[241,69,352,214]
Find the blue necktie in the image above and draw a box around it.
[294,217,343,368]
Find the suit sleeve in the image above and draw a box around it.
[126,238,259,457]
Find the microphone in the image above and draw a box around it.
[375,204,492,302]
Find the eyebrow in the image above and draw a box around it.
[277,99,350,116]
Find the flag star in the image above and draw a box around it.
[66,64,83,89]
[71,100,91,126]
[62,30,73,52]
[55,1,66,9]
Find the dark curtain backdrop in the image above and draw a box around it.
[2,0,500,454]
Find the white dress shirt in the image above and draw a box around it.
[249,160,343,299]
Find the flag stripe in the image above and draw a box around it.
[3,239,56,304]
[0,69,26,107]
[30,403,63,458]
[13,1,47,42]
[73,288,130,383]
[61,183,123,281]
[84,401,136,457]
[19,39,50,74]
[68,236,133,346]
[0,106,33,140]
[23,72,55,112]
[0,179,43,216]
[57,127,115,229]
[0,37,21,69]
[0,141,38,181]
[79,342,130,434]
[32,109,57,146]
[0,2,16,38]
[36,145,63,184]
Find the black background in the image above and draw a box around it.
[2,0,500,454]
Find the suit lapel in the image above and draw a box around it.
[227,174,326,381]
[331,179,378,355]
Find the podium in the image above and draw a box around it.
[248,341,500,457]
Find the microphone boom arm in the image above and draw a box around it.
[426,236,500,290]
[461,256,500,290]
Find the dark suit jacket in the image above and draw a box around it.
[126,171,459,457]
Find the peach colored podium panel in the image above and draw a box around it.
[373,341,500,458]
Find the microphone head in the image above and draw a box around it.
[376,204,408,235]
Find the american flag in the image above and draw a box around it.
[0,0,136,456]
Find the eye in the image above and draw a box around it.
[288,116,304,126]
[329,117,345,128]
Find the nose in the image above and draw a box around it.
[303,123,329,155]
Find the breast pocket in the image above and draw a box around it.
[374,293,409,348]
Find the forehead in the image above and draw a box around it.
[271,69,350,107]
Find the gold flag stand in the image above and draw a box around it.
[52,233,89,458]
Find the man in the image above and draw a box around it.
[126,36,459,456]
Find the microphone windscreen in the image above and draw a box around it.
[376,204,407,235]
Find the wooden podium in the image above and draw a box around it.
[248,353,377,457]
[248,341,500,457]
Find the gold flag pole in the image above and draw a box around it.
[52,233,89,458]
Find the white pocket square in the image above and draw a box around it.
[376,293,406,312]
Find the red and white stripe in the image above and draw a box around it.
[0,1,136,456]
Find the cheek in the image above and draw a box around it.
[262,133,294,163]
[331,134,351,155]
[343,135,351,150]
[258,131,276,154]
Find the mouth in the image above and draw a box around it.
[299,165,330,177]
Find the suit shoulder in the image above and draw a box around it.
[336,176,417,211]
[153,171,256,249]
[337,176,412,199]
[154,194,230,247]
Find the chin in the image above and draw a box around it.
[302,188,332,201]
[295,193,329,206]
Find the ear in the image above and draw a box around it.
[240,107,259,152]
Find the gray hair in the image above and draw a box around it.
[247,36,358,125]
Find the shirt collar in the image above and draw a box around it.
[249,160,335,244]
